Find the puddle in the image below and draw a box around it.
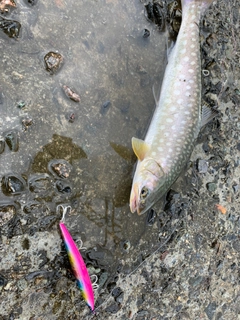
[0,0,171,291]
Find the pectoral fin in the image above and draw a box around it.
[132,137,150,161]
[201,103,218,127]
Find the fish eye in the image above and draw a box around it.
[140,187,149,200]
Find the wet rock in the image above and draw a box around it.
[0,16,21,38]
[62,85,80,102]
[189,275,203,288]
[44,51,63,74]
[142,28,150,38]
[121,240,131,253]
[232,183,239,193]
[105,302,121,314]
[28,174,51,195]
[21,237,30,250]
[23,0,38,6]
[0,201,16,226]
[22,118,33,132]
[98,271,108,288]
[55,180,72,194]
[0,274,7,286]
[0,137,5,154]
[112,287,124,303]
[100,100,111,115]
[17,101,26,109]
[1,173,26,195]
[48,159,72,179]
[206,182,217,192]
[38,214,57,230]
[144,3,154,22]
[146,208,156,225]
[4,130,19,152]
[153,2,165,30]
[205,301,217,320]
[197,159,208,173]
[66,111,76,123]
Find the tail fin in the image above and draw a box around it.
[181,0,214,12]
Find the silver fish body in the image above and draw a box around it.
[130,0,214,215]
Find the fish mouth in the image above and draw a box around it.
[130,185,149,215]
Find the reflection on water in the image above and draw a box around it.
[0,0,168,299]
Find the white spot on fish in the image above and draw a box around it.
[186,85,191,90]
[177,98,183,104]
[157,147,163,152]
[152,151,157,156]
[170,106,177,112]
[185,91,191,97]
[190,23,195,28]
[179,74,186,80]
[165,98,172,104]
[183,56,189,62]
[190,61,196,65]
[188,69,194,73]
[177,64,183,71]
[160,125,165,130]
[166,118,173,123]
[191,52,197,56]
[190,44,195,48]
[169,148,173,153]
[175,81,181,87]
[181,48,186,54]
[175,90,181,95]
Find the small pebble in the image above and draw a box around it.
[142,28,150,38]
[206,182,217,192]
[197,159,208,173]
[62,85,80,102]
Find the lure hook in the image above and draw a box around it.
[56,204,72,223]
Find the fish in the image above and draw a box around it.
[58,205,95,311]
[130,0,214,215]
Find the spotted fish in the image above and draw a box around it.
[130,0,214,215]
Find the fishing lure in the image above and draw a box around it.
[57,205,95,311]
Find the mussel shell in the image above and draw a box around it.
[0,201,17,226]
[47,159,72,179]
[4,130,19,152]
[1,173,26,195]
[55,180,72,194]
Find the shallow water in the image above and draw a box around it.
[0,0,167,278]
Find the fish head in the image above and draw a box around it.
[130,158,166,215]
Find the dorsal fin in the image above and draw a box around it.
[132,137,150,161]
